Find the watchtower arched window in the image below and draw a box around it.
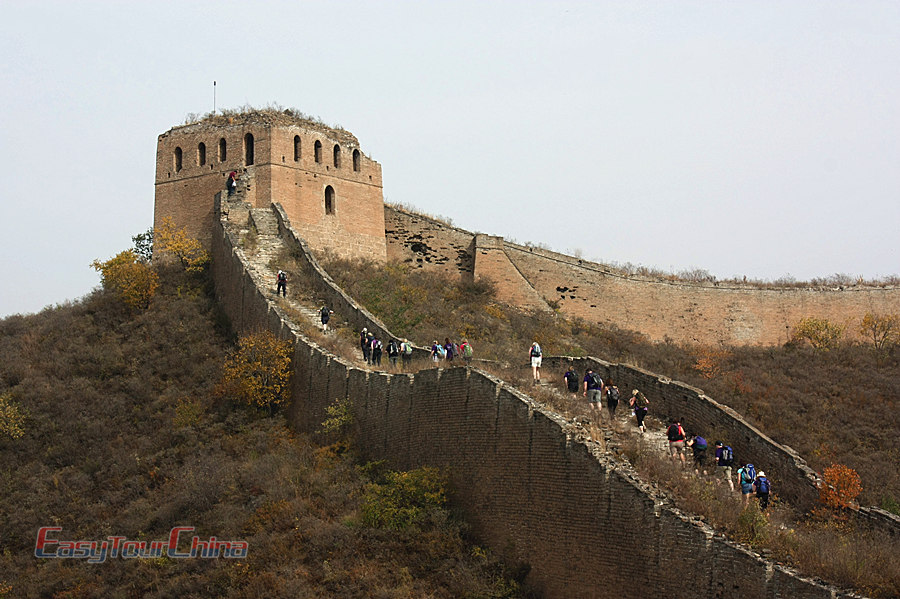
[333,144,341,168]
[293,135,301,162]
[198,142,206,166]
[314,140,322,163]
[352,149,361,172]
[324,185,335,215]
[174,147,183,172]
[218,138,227,161]
[244,133,254,166]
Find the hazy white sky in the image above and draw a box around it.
[2,1,898,317]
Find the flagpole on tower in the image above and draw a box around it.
[213,81,217,114]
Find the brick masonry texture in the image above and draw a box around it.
[211,199,872,598]
[385,207,900,346]
[156,117,385,262]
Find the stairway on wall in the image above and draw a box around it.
[241,208,322,327]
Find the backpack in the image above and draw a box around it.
[588,372,603,389]
[565,370,579,391]
[435,345,446,358]
[607,387,619,402]
[741,464,757,484]
[756,476,770,494]
[402,342,413,356]
[387,340,398,356]
[372,339,383,350]
[720,446,734,466]
[531,344,542,357]
[462,343,473,358]
[694,436,707,450]
[277,272,286,283]
[667,424,685,442]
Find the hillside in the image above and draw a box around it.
[0,266,527,598]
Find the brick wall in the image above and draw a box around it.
[385,209,900,346]
[210,199,868,598]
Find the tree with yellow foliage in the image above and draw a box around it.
[819,463,863,512]
[221,331,292,414]
[154,217,209,272]
[791,317,845,351]
[859,312,899,354]
[91,250,160,310]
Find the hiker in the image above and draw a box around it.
[629,389,649,433]
[360,328,371,363]
[714,441,735,491]
[276,270,287,298]
[319,305,333,332]
[431,340,445,362]
[400,338,413,367]
[666,418,687,466]
[753,471,771,511]
[563,364,580,398]
[686,434,708,474]
[583,368,603,421]
[370,335,383,366]
[529,342,542,384]
[226,170,238,195]
[737,462,757,506]
[444,337,455,362]
[387,338,400,366]
[605,379,620,421]
[460,339,474,364]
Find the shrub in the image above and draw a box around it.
[859,312,900,354]
[221,330,292,413]
[792,317,845,350]
[154,217,209,272]
[0,393,26,439]
[91,250,160,310]
[360,467,448,530]
[819,463,863,511]
[320,397,353,435]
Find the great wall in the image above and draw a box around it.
[156,112,898,598]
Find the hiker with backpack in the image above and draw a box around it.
[629,389,649,434]
[431,340,445,362]
[444,337,455,362]
[400,338,413,368]
[370,335,383,366]
[686,434,708,474]
[387,339,400,367]
[666,418,687,466]
[360,329,371,363]
[737,462,757,506]
[563,364,580,398]
[583,368,604,422]
[753,471,771,511]
[714,441,735,491]
[605,379,620,421]
[319,305,333,332]
[276,270,287,298]
[529,342,542,384]
[460,339,474,364]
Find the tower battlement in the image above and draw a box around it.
[154,109,386,261]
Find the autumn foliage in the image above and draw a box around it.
[154,217,209,272]
[91,250,160,309]
[221,330,292,412]
[791,317,845,350]
[859,312,900,354]
[819,463,863,511]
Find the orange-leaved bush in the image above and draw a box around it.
[819,463,863,511]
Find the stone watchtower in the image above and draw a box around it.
[153,110,386,261]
